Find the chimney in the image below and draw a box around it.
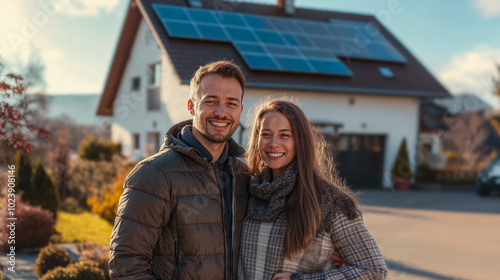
[277,0,295,15]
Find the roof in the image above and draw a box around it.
[98,0,451,116]
[433,94,491,115]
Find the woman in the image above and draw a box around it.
[238,99,388,280]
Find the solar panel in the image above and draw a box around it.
[275,57,312,72]
[187,9,218,24]
[216,12,247,27]
[225,27,257,42]
[162,20,200,38]
[308,59,352,76]
[155,5,189,21]
[241,53,280,70]
[152,4,408,76]
[254,30,285,45]
[197,24,228,41]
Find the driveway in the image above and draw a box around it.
[357,189,500,280]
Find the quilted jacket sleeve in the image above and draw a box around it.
[109,161,171,280]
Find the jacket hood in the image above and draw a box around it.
[160,119,245,158]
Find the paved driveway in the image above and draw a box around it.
[357,189,500,280]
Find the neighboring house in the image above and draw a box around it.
[419,94,500,171]
[419,100,449,169]
[97,0,450,188]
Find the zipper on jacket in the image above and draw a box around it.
[230,159,236,279]
[213,165,228,280]
[174,239,178,280]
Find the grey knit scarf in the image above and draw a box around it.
[247,161,298,222]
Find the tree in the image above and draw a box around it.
[31,160,60,219]
[78,135,121,161]
[13,150,34,197]
[0,63,51,162]
[391,138,413,180]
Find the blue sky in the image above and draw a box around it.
[1,0,500,107]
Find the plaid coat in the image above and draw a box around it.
[238,213,387,280]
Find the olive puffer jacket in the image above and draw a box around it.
[109,121,249,279]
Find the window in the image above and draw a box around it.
[147,88,161,110]
[132,133,140,150]
[147,62,161,111]
[131,77,141,91]
[378,67,394,78]
[148,63,161,87]
[146,132,161,155]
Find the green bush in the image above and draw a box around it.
[13,152,60,219]
[69,155,131,210]
[41,262,105,280]
[35,244,72,277]
[29,160,60,219]
[13,151,34,198]
[0,197,55,251]
[60,197,83,214]
[78,136,121,161]
[391,138,413,180]
[78,243,110,280]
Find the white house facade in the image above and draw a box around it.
[97,0,450,189]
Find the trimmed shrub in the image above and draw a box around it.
[35,244,72,277]
[77,243,110,280]
[69,155,131,210]
[13,151,33,198]
[13,152,60,219]
[30,160,60,219]
[41,262,105,280]
[78,136,121,161]
[87,167,131,224]
[391,138,413,180]
[0,197,55,251]
[60,197,83,214]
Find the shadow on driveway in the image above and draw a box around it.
[386,259,468,280]
[355,189,500,215]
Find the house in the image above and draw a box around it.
[422,94,500,170]
[419,100,450,169]
[97,0,450,188]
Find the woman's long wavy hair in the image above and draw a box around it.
[245,97,360,258]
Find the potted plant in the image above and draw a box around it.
[391,138,413,190]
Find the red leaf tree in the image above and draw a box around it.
[0,68,51,162]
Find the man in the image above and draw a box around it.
[109,60,249,279]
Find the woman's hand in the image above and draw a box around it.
[330,249,345,268]
[272,272,292,280]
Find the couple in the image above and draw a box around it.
[109,61,387,280]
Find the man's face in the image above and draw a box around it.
[188,74,243,144]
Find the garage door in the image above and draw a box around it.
[335,134,386,188]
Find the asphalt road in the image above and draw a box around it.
[2,190,498,280]
[357,189,500,280]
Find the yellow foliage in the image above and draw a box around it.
[87,167,130,224]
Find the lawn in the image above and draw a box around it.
[55,211,113,244]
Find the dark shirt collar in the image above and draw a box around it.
[178,125,229,164]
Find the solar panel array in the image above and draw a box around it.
[152,4,407,76]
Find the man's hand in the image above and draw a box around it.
[330,249,344,268]
[272,272,292,280]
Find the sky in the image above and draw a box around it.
[1,0,500,108]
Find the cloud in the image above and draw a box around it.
[40,48,103,94]
[438,45,500,109]
[55,0,122,17]
[475,0,500,17]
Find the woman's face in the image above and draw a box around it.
[259,111,296,179]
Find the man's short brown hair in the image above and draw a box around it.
[189,60,246,101]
